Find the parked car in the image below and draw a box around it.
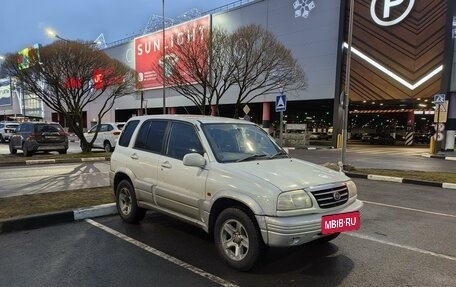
[414,134,431,144]
[309,132,330,140]
[9,122,68,156]
[369,134,395,145]
[110,115,362,271]
[84,122,125,152]
[0,121,19,143]
[361,133,375,142]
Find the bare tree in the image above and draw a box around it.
[158,28,236,115]
[229,25,307,118]
[1,40,136,152]
[158,24,306,118]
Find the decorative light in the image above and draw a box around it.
[343,43,443,90]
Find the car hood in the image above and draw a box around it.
[226,158,349,191]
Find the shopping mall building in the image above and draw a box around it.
[1,0,456,149]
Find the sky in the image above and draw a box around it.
[0,0,236,56]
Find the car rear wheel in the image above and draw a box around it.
[0,135,4,143]
[116,179,146,223]
[104,141,113,153]
[22,143,33,157]
[214,207,263,271]
[58,149,67,154]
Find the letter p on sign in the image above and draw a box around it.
[383,0,403,18]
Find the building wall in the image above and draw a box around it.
[51,0,455,131]
[100,0,342,117]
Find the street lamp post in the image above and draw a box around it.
[162,0,166,114]
[46,28,70,42]
[341,0,355,168]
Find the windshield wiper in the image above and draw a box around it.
[236,154,268,162]
[269,151,289,159]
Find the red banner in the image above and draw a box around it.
[134,15,210,90]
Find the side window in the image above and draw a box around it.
[167,122,203,160]
[106,125,114,132]
[133,120,167,153]
[89,125,98,133]
[118,120,139,147]
[144,121,167,153]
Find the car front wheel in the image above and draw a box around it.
[116,179,146,223]
[214,207,263,271]
[9,142,17,154]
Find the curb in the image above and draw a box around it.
[0,203,117,234]
[0,157,110,167]
[345,172,456,190]
[420,153,456,161]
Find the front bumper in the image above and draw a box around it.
[257,199,363,247]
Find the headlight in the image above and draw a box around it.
[346,180,358,198]
[277,190,313,211]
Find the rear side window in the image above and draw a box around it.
[134,120,167,153]
[118,120,139,147]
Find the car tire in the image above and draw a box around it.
[59,149,67,154]
[9,142,17,154]
[0,135,4,143]
[313,232,340,244]
[116,179,146,224]
[104,141,113,153]
[214,207,263,271]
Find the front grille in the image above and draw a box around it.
[308,183,349,209]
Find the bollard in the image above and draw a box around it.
[429,136,436,154]
[337,134,343,149]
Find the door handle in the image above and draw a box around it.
[130,153,139,160]
[160,161,172,169]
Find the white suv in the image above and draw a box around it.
[110,115,363,271]
[84,122,125,152]
[0,121,19,143]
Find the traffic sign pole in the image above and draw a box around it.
[279,111,283,146]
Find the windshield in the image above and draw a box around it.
[202,123,287,163]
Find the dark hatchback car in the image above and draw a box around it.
[9,122,68,156]
[369,134,395,145]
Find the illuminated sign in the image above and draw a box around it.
[17,43,41,70]
[93,68,125,90]
[134,15,210,90]
[370,0,415,27]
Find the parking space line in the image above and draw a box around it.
[85,219,238,287]
[344,232,456,261]
[362,200,456,218]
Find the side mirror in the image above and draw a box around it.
[183,153,206,168]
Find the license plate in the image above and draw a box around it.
[321,211,360,235]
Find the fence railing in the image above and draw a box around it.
[104,0,257,49]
